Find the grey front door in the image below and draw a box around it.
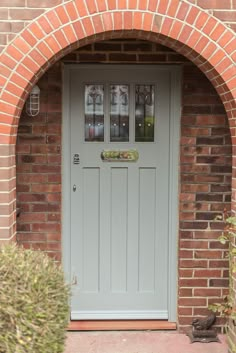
[67,65,177,320]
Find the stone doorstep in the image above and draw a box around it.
[65,332,227,353]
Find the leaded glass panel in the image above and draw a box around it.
[110,85,129,142]
[135,85,155,142]
[85,85,104,142]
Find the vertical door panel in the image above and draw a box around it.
[82,168,100,293]
[138,168,156,293]
[111,168,128,293]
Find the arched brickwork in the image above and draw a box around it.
[0,1,235,248]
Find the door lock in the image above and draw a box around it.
[73,184,77,192]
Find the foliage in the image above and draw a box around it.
[0,244,70,353]
[217,212,236,274]
[209,295,236,320]
[209,211,236,322]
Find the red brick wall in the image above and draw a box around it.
[16,63,62,261]
[0,0,235,54]
[180,63,231,330]
[16,40,232,331]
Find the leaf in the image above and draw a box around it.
[218,235,228,244]
[226,217,236,226]
[208,304,219,312]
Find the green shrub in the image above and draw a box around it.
[0,244,70,353]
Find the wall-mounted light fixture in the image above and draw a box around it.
[26,85,40,117]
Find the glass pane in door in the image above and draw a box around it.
[135,85,155,142]
[85,85,104,142]
[110,85,129,142]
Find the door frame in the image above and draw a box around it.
[62,64,181,322]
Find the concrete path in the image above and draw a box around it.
[65,332,228,353]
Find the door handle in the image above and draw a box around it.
[73,184,76,192]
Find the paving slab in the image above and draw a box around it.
[65,332,228,353]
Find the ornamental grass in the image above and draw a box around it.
[0,244,70,353]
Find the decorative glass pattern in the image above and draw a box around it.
[135,85,155,142]
[85,85,104,141]
[110,85,129,142]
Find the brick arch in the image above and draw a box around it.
[0,1,235,237]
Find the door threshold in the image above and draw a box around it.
[68,320,177,331]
